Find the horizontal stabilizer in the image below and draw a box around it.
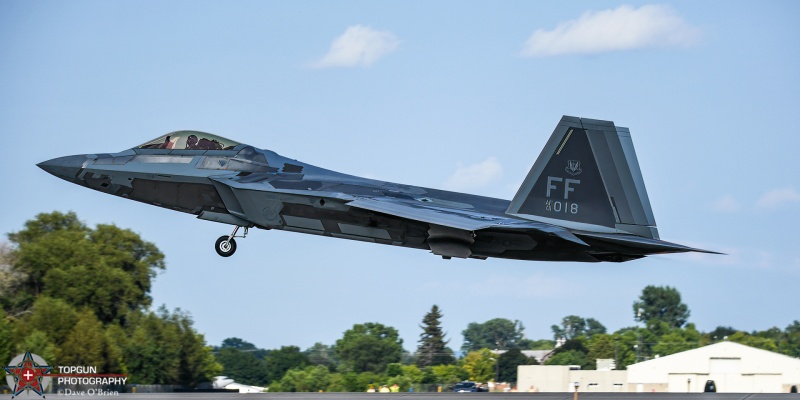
[577,232,723,255]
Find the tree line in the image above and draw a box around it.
[2,212,799,392]
[211,307,540,391]
[212,286,800,392]
[0,212,220,386]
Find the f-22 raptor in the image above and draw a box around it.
[38,116,716,261]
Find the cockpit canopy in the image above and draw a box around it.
[137,131,240,151]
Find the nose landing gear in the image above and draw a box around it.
[215,226,248,257]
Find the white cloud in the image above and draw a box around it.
[312,25,399,68]
[443,157,503,191]
[520,4,700,57]
[711,194,741,212]
[756,187,800,209]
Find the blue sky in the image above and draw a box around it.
[1,1,798,353]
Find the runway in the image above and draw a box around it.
[40,392,799,400]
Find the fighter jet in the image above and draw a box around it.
[38,116,717,261]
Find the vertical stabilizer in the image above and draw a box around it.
[506,116,658,239]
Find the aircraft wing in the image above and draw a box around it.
[576,232,724,255]
[346,197,589,246]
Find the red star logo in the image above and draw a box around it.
[4,351,52,398]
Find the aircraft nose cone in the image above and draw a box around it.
[37,155,88,182]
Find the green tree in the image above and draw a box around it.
[587,334,616,366]
[525,339,556,350]
[104,324,127,375]
[497,348,537,382]
[221,337,255,350]
[216,347,268,385]
[43,264,140,325]
[120,327,154,381]
[6,212,92,312]
[706,326,737,342]
[783,321,800,357]
[545,350,588,368]
[652,323,701,357]
[0,310,15,380]
[416,305,455,367]
[0,242,22,312]
[305,365,331,391]
[460,348,496,382]
[401,365,423,384]
[88,224,164,305]
[12,296,78,346]
[727,331,778,352]
[551,316,607,340]
[59,309,107,367]
[753,326,783,343]
[174,314,221,387]
[585,318,607,338]
[124,308,220,385]
[386,362,403,377]
[305,342,337,371]
[326,371,389,392]
[613,327,659,369]
[324,371,385,392]
[5,212,165,323]
[220,337,268,360]
[264,346,309,383]
[545,338,592,369]
[15,330,57,365]
[3,212,219,385]
[633,285,690,331]
[430,364,469,386]
[278,368,306,392]
[385,374,413,392]
[325,373,348,392]
[551,315,585,340]
[124,311,180,384]
[461,318,527,352]
[279,365,330,392]
[335,323,403,374]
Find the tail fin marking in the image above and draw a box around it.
[506,116,658,239]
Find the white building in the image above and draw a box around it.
[517,365,627,393]
[518,342,800,393]
[627,341,800,393]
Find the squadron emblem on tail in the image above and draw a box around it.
[565,160,582,176]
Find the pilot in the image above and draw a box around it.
[185,134,199,150]
[161,135,177,149]
[200,138,223,150]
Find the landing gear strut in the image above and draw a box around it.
[215,226,248,257]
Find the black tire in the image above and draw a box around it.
[215,236,237,257]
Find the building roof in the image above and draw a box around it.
[627,341,800,383]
